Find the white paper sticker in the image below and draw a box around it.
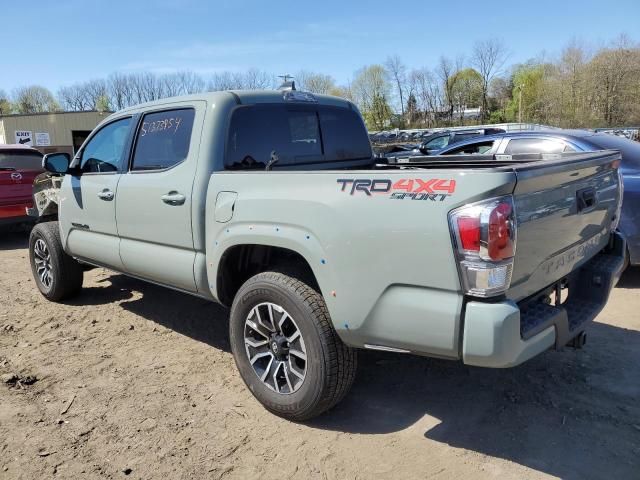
[35,132,51,146]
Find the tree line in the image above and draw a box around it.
[1,34,638,131]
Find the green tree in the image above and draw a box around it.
[12,85,59,113]
[95,94,110,112]
[507,63,548,123]
[0,89,12,114]
[365,94,393,130]
[351,65,393,130]
[449,68,483,124]
[406,92,418,125]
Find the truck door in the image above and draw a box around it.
[59,116,133,270]
[115,105,202,292]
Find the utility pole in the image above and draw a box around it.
[518,84,524,124]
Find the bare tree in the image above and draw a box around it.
[437,56,462,124]
[58,84,90,111]
[385,55,407,120]
[207,70,274,91]
[409,68,441,127]
[83,79,109,109]
[296,71,336,94]
[243,69,274,90]
[160,73,183,98]
[176,71,206,94]
[207,71,245,91]
[472,38,508,121]
[107,73,135,110]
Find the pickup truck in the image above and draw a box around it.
[29,89,626,420]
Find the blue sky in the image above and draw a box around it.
[1,0,639,93]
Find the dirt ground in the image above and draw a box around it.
[1,227,639,480]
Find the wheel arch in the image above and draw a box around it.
[215,243,323,307]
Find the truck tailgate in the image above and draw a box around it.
[507,151,622,301]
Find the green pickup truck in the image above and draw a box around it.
[29,89,626,420]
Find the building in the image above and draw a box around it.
[0,110,110,155]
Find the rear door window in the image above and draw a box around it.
[504,138,568,155]
[453,132,481,143]
[424,135,449,150]
[444,141,495,155]
[131,109,195,171]
[0,150,43,170]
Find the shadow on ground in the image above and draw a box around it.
[617,265,640,288]
[70,273,231,353]
[0,225,30,251]
[62,267,640,479]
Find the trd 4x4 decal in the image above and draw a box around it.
[337,178,456,201]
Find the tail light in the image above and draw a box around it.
[449,196,517,297]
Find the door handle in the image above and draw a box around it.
[97,189,114,201]
[161,191,186,206]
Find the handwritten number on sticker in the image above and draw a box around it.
[140,116,183,136]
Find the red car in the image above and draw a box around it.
[0,144,44,225]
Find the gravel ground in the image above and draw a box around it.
[1,227,639,480]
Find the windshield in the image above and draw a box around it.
[225,104,372,169]
[0,151,43,171]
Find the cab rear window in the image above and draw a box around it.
[225,104,372,169]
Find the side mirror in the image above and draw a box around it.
[42,152,71,174]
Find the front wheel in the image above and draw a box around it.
[229,271,357,421]
[29,221,83,302]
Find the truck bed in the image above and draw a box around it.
[207,149,622,358]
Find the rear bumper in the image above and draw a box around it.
[0,203,34,225]
[463,231,626,368]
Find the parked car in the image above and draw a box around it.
[384,128,506,159]
[435,130,640,266]
[28,90,625,420]
[0,144,43,226]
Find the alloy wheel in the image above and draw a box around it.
[244,302,307,394]
[33,238,53,289]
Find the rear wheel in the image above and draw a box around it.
[29,221,83,301]
[229,271,357,421]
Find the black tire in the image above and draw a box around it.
[229,271,357,421]
[29,221,83,301]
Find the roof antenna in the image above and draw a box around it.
[277,74,296,91]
